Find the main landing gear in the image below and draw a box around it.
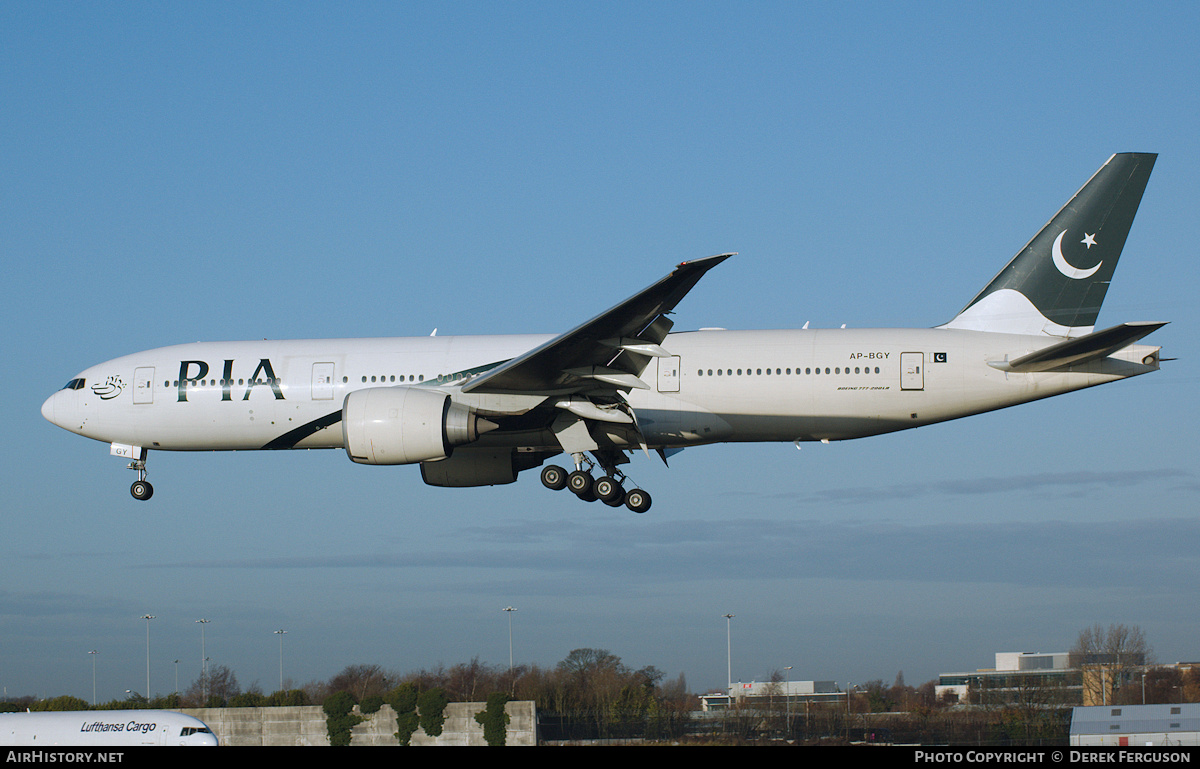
[540,454,652,513]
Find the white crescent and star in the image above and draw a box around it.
[1052,230,1101,280]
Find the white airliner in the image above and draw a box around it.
[42,154,1165,513]
[0,709,218,746]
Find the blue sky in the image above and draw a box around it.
[3,2,1198,702]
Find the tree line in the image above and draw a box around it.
[5,624,1197,744]
[0,648,696,740]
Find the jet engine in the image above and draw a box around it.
[342,387,497,465]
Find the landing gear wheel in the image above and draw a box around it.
[541,465,568,491]
[567,470,593,497]
[625,488,651,514]
[130,480,154,501]
[594,476,623,504]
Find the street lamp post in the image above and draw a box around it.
[274,630,287,693]
[196,619,210,701]
[503,607,517,674]
[724,614,735,703]
[503,607,518,696]
[88,650,98,706]
[845,682,859,743]
[140,615,155,701]
[784,665,793,737]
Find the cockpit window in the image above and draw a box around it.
[180,726,213,736]
[61,378,86,390]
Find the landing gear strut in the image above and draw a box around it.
[540,452,652,513]
[128,456,153,501]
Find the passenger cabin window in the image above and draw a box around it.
[696,364,887,378]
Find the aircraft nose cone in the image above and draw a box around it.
[41,392,57,425]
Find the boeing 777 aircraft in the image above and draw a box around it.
[42,154,1166,513]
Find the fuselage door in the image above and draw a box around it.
[900,352,924,391]
[657,356,681,393]
[133,367,155,404]
[312,362,335,400]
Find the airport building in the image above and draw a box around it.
[936,652,1081,705]
[936,651,1163,706]
[699,680,843,712]
[1070,703,1200,746]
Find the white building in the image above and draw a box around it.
[936,652,1079,704]
[700,680,841,712]
[1070,703,1200,746]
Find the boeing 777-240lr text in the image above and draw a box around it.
[42,154,1166,513]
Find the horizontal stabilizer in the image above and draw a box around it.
[989,322,1167,373]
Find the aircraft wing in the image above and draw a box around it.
[462,253,733,395]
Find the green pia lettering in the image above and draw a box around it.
[177,359,285,402]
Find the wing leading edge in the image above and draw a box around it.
[462,253,734,395]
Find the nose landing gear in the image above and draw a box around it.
[130,477,154,501]
[124,449,153,501]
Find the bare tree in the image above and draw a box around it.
[1142,667,1184,704]
[444,656,496,701]
[1071,623,1152,705]
[183,664,240,707]
[557,648,624,679]
[327,663,395,701]
[1184,667,1200,703]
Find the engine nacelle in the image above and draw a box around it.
[342,387,495,465]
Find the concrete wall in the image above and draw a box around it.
[182,701,536,746]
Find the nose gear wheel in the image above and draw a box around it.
[127,456,153,501]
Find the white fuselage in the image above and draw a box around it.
[41,327,1159,455]
[0,710,218,746]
